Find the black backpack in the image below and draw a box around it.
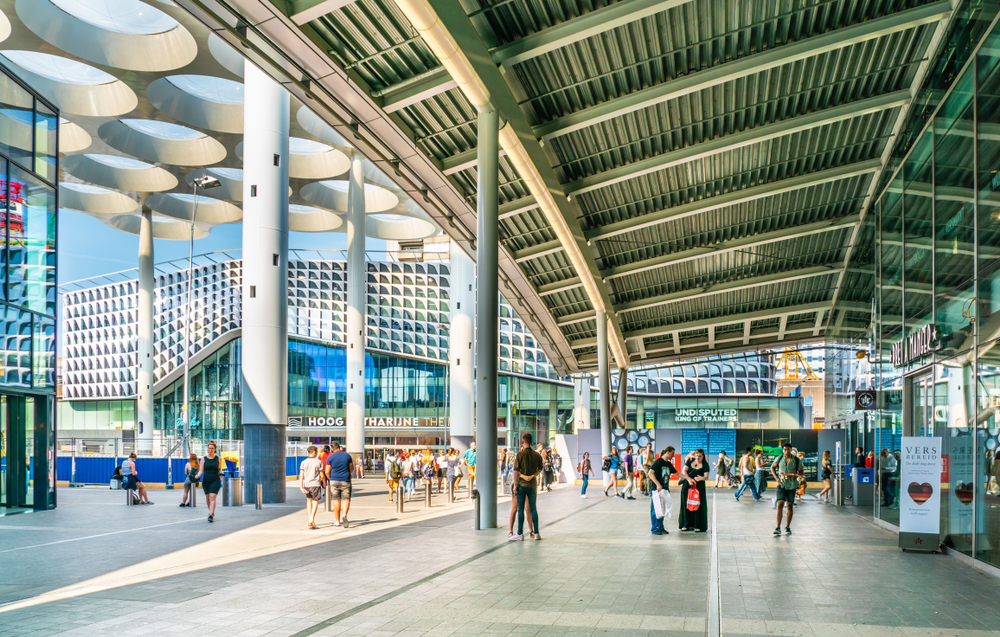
[602,457,612,472]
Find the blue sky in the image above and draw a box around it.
[58,210,387,285]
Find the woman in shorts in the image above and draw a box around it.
[195,442,225,523]
[180,453,199,507]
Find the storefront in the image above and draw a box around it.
[870,13,1000,572]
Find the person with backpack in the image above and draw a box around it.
[770,442,803,535]
[679,448,708,532]
[713,451,732,489]
[602,449,621,497]
[577,451,595,498]
[385,450,402,503]
[734,447,761,501]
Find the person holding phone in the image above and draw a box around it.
[770,443,803,536]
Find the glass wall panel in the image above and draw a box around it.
[935,359,977,556]
[977,30,1000,349]
[976,339,1000,567]
[7,165,55,314]
[903,129,935,373]
[934,68,977,362]
[0,74,32,168]
[33,104,55,183]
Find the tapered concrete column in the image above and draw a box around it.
[597,310,611,461]
[475,103,499,529]
[241,62,289,504]
[345,151,366,459]
[449,239,475,453]
[136,200,154,453]
[573,376,591,432]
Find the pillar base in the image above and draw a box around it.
[244,423,287,504]
[451,435,473,454]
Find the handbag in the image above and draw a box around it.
[686,484,701,511]
[602,458,612,472]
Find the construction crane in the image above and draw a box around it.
[774,347,819,381]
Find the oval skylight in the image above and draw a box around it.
[166,75,243,104]
[121,119,204,140]
[168,193,225,205]
[49,0,178,34]
[87,154,152,169]
[209,167,242,180]
[370,213,410,222]
[0,50,115,85]
[289,137,333,154]
[61,182,115,194]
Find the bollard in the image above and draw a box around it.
[472,489,480,530]
[167,456,173,490]
[397,486,404,513]
[125,485,132,506]
[326,480,332,512]
[468,476,473,500]
[255,484,262,510]
[425,481,432,508]
[447,480,454,504]
[191,484,197,508]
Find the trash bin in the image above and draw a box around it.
[832,473,844,506]
[223,475,243,506]
[852,468,874,506]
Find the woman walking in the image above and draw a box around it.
[603,449,621,497]
[542,448,555,492]
[179,454,199,507]
[446,448,461,496]
[679,448,709,532]
[817,450,833,502]
[578,451,595,498]
[195,442,224,523]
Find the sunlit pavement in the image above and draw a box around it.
[2,485,1000,637]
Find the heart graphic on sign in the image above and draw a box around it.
[955,483,974,506]
[908,482,933,505]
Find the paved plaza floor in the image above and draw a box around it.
[1,480,1000,636]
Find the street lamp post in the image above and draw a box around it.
[182,175,220,458]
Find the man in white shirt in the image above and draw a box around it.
[298,446,325,530]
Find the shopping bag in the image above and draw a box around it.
[686,486,701,511]
[653,489,672,519]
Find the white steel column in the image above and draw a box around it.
[136,200,154,453]
[345,151,366,460]
[241,62,290,504]
[448,239,475,452]
[475,103,499,529]
[597,310,611,461]
[573,376,591,431]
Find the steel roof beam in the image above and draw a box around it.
[537,277,582,296]
[512,239,563,263]
[601,213,861,280]
[586,160,879,242]
[499,195,538,219]
[491,0,691,67]
[290,0,356,24]
[563,91,909,198]
[614,265,843,315]
[441,147,508,175]
[380,67,457,113]
[533,1,950,141]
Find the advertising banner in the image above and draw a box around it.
[899,436,941,550]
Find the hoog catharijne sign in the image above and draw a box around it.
[898,436,941,551]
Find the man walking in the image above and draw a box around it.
[386,449,401,502]
[621,446,636,500]
[299,446,325,529]
[754,449,768,496]
[647,446,677,535]
[510,432,544,541]
[324,442,354,528]
[463,442,477,492]
[770,443,803,536]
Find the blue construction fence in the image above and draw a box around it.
[55,454,307,485]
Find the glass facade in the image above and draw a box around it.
[0,63,57,510]
[871,16,1000,569]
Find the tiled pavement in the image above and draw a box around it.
[2,482,1000,636]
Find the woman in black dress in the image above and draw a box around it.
[195,442,225,523]
[679,448,709,532]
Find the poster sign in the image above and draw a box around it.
[854,390,877,411]
[899,436,941,550]
[681,429,708,453]
[707,430,736,455]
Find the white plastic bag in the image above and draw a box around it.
[652,489,673,519]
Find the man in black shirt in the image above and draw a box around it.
[511,432,544,541]
[647,446,677,535]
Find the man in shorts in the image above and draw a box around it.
[463,442,477,491]
[324,442,354,527]
[299,446,325,529]
[647,446,676,535]
[770,442,803,536]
